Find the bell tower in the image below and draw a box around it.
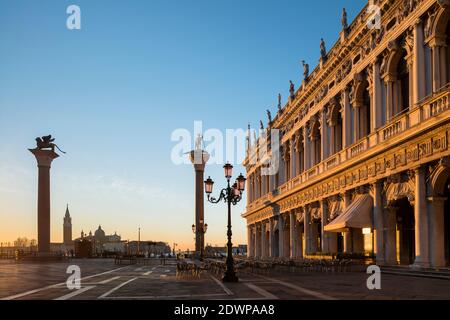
[63,204,72,245]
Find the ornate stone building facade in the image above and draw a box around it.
[242,0,450,268]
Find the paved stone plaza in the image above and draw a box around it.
[1,259,450,300]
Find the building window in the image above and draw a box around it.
[335,112,343,152]
[362,84,371,137]
[381,80,387,126]
[424,45,432,96]
[446,21,450,84]
[398,55,410,113]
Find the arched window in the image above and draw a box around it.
[352,79,371,140]
[327,98,343,155]
[335,112,343,152]
[362,84,371,137]
[397,55,410,113]
[424,45,432,96]
[447,21,450,84]
[389,50,410,117]
[310,120,321,166]
[296,134,305,174]
[381,81,387,125]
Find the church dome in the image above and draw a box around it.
[94,225,106,239]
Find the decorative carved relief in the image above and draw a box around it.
[384,174,415,204]
[424,7,438,39]
[428,156,450,196]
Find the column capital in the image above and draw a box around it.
[412,164,427,174]
[29,149,59,168]
[383,73,397,83]
[352,100,364,108]
[189,150,210,170]
[414,18,423,27]
[341,189,352,197]
[427,35,447,48]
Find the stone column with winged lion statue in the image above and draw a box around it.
[29,135,65,254]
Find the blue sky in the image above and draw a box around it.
[0,0,365,249]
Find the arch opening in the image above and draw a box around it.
[444,178,450,266]
[391,198,415,265]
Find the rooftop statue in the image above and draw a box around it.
[320,38,327,59]
[35,135,66,154]
[342,8,348,30]
[278,93,282,111]
[302,60,309,80]
[266,109,272,124]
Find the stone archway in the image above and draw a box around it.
[394,198,415,265]
[326,97,343,154]
[426,3,450,90]
[385,176,416,265]
[385,45,410,117]
[428,157,450,267]
[308,116,321,166]
[273,222,280,257]
[444,178,450,266]
[447,19,450,83]
[351,74,371,140]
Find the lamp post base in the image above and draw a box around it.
[222,271,239,283]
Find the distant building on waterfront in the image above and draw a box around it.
[205,244,247,257]
[74,226,126,256]
[127,241,171,256]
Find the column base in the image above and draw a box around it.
[411,261,430,269]
[222,272,239,283]
[375,259,386,266]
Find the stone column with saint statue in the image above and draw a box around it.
[189,135,209,259]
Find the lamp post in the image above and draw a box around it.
[192,222,208,259]
[138,227,141,256]
[204,163,246,283]
[173,243,178,256]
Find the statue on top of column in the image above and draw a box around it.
[194,134,204,151]
[301,60,309,80]
[34,135,66,154]
[341,8,348,30]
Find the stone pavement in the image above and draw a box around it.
[1,259,450,300]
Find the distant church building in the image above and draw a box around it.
[74,226,126,257]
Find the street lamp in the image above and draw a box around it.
[173,243,178,256]
[204,163,246,283]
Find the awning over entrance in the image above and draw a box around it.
[324,194,373,233]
